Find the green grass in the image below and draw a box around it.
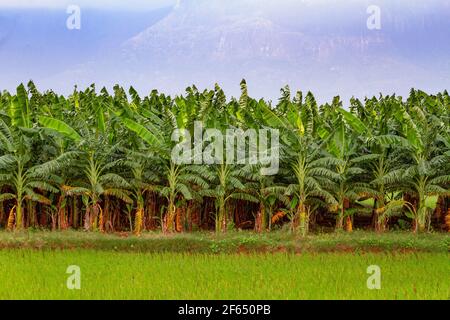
[0,249,447,300]
[0,230,448,253]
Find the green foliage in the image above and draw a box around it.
[0,82,448,234]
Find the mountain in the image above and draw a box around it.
[0,0,449,102]
[119,0,450,101]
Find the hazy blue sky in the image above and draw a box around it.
[0,0,176,10]
[0,0,449,102]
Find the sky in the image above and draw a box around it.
[0,0,177,10]
[0,0,449,103]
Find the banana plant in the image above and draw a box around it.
[0,119,64,230]
[324,114,378,231]
[119,149,161,235]
[0,82,448,234]
[237,164,288,232]
[38,115,132,232]
[389,94,450,232]
[118,101,210,233]
[341,100,410,231]
[261,90,336,235]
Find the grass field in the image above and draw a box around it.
[0,249,448,300]
[0,230,449,253]
[0,231,448,300]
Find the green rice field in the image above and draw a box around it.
[0,249,448,300]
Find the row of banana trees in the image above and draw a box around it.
[0,81,448,235]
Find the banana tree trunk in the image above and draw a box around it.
[415,189,428,233]
[7,205,16,230]
[336,205,344,231]
[175,207,183,232]
[134,208,144,235]
[254,203,265,233]
[164,195,176,233]
[415,205,427,233]
[345,216,353,232]
[216,196,227,233]
[0,202,4,227]
[98,205,104,233]
[73,197,78,229]
[84,202,101,231]
[374,197,387,233]
[297,202,308,237]
[15,200,23,230]
[445,207,450,232]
